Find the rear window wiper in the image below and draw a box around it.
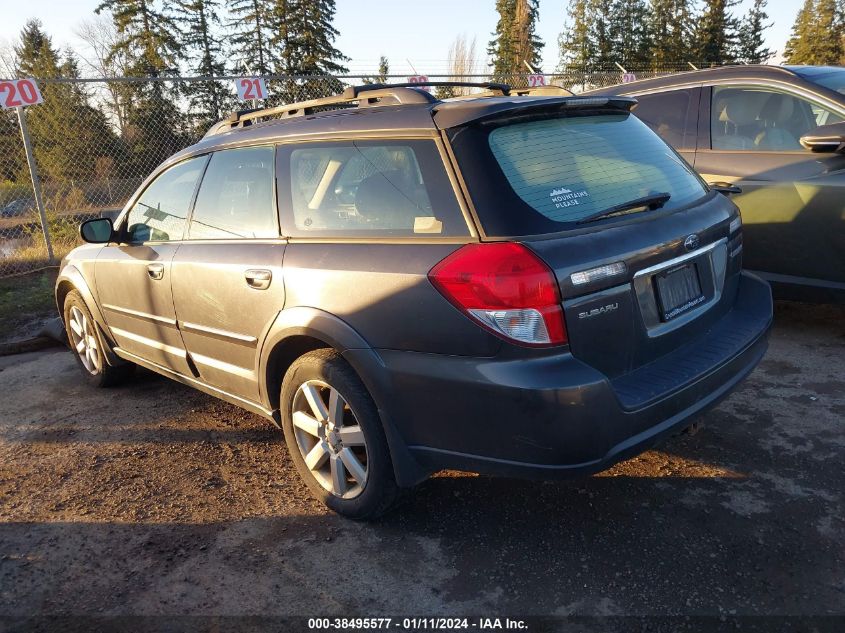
[577,192,671,224]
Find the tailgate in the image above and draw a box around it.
[525,194,742,379]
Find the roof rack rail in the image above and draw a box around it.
[205,81,514,137]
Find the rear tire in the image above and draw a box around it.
[63,290,134,388]
[280,349,398,520]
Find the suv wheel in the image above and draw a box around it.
[280,349,398,519]
[63,290,134,387]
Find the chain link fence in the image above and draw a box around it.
[0,67,690,278]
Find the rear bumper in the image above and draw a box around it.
[346,272,772,483]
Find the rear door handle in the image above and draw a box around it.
[147,263,164,280]
[245,269,272,290]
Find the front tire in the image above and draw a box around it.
[280,349,398,519]
[63,290,134,388]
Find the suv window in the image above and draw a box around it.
[279,140,469,237]
[449,113,706,235]
[188,146,277,239]
[711,86,845,151]
[125,156,207,243]
[631,89,694,149]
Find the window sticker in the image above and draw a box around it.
[549,186,590,209]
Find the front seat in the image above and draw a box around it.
[755,94,801,150]
[714,96,758,150]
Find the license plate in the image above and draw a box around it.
[654,263,705,321]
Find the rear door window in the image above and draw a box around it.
[467,113,706,233]
[278,140,469,238]
[630,89,696,149]
[188,146,277,239]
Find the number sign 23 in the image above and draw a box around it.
[0,79,44,109]
[236,77,267,101]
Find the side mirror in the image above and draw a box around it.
[79,217,114,243]
[709,181,742,196]
[800,121,845,153]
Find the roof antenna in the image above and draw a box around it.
[406,59,419,75]
[523,60,539,73]
[614,62,628,74]
[687,62,699,71]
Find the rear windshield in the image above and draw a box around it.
[449,113,707,236]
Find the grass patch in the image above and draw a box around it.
[0,269,58,340]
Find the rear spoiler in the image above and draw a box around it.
[433,95,638,128]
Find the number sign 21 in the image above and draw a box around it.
[236,77,267,101]
[0,79,44,109]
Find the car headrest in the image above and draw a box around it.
[719,96,758,127]
[761,94,795,124]
[355,170,420,220]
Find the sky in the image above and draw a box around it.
[0,0,802,77]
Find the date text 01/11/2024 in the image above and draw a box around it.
[307,617,528,630]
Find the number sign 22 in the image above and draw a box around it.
[0,79,44,109]
[236,77,267,101]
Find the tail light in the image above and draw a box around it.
[428,242,568,347]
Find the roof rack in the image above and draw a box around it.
[205,81,513,136]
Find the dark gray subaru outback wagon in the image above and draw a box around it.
[58,82,773,519]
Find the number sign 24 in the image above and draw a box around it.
[236,77,267,101]
[0,79,44,109]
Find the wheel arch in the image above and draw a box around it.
[258,306,372,414]
[55,266,121,366]
[258,307,429,487]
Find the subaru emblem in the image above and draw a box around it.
[684,234,700,251]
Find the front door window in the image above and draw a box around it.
[711,86,844,151]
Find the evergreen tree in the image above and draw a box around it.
[489,0,544,77]
[95,0,181,76]
[95,1,187,175]
[590,0,615,68]
[362,56,389,85]
[296,0,348,75]
[376,56,389,83]
[736,0,773,63]
[785,0,845,64]
[269,0,348,101]
[228,0,275,74]
[12,21,119,185]
[649,0,696,68]
[173,0,231,128]
[610,0,652,68]
[557,0,595,72]
[694,0,740,65]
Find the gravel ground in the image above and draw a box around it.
[0,301,842,627]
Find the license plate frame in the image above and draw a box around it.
[654,263,705,321]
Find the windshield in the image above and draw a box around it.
[448,113,707,236]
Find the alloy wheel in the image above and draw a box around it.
[291,379,369,498]
[68,306,100,375]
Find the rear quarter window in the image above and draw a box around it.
[449,112,708,236]
[277,140,469,238]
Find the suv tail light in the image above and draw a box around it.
[428,242,567,347]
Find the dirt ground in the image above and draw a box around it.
[0,301,842,627]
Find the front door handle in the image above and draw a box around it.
[245,269,272,290]
[147,263,164,280]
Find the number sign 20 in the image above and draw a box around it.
[236,77,267,101]
[0,79,44,109]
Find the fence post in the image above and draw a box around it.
[15,105,54,263]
